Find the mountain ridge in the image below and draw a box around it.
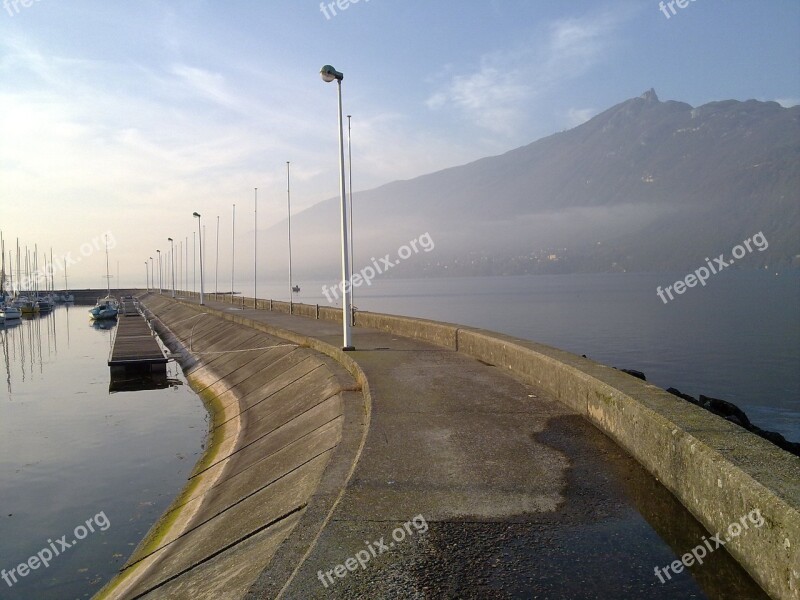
[265,90,799,278]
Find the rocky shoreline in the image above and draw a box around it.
[614,368,800,458]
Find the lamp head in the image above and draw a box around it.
[168,237,173,242]
[193,212,201,218]
[320,65,343,82]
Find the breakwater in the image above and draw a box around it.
[101,292,797,599]
[96,295,368,599]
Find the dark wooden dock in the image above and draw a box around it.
[108,307,168,375]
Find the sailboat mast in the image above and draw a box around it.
[105,235,111,296]
[1,231,5,297]
[16,239,20,296]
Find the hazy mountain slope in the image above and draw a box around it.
[267,90,799,278]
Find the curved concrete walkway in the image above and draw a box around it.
[114,295,771,599]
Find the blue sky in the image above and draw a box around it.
[1,0,798,288]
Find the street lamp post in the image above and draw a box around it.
[194,212,205,305]
[179,240,183,296]
[215,216,219,301]
[254,187,258,307]
[168,237,176,298]
[347,114,354,325]
[287,161,293,315]
[231,203,235,304]
[156,250,162,294]
[145,261,149,291]
[320,64,354,350]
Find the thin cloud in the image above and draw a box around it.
[425,7,632,137]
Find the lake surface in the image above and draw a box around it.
[0,306,207,600]
[257,269,799,442]
[1,270,793,599]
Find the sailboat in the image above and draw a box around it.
[62,258,74,303]
[89,237,118,320]
[0,234,21,321]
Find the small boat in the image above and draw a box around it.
[292,285,301,293]
[37,296,55,313]
[16,297,40,315]
[0,304,22,320]
[61,261,74,302]
[89,297,119,320]
[90,236,118,320]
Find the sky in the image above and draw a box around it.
[0,0,798,290]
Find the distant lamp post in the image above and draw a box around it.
[194,212,205,305]
[156,250,162,294]
[254,188,258,307]
[347,114,354,325]
[145,261,149,291]
[287,161,293,314]
[168,237,176,298]
[215,215,220,301]
[231,203,236,303]
[320,64,354,350]
[149,256,154,294]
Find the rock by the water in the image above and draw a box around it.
[620,368,647,381]
[666,388,799,457]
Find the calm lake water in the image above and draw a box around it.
[259,269,799,442]
[1,270,795,598]
[0,305,207,600]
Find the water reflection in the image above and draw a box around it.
[91,318,118,331]
[0,304,206,600]
[2,305,71,391]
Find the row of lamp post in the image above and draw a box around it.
[143,64,355,350]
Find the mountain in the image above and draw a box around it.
[266,90,800,278]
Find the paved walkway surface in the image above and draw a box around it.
[175,297,767,599]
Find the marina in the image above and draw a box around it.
[0,304,207,600]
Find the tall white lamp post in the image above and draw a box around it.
[168,237,176,298]
[320,64,354,350]
[194,212,205,305]
[287,161,293,314]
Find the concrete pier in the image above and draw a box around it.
[97,293,798,600]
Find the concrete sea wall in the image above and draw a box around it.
[103,292,797,599]
[96,296,369,599]
[351,309,798,599]
[204,293,797,599]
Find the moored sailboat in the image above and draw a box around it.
[89,236,118,320]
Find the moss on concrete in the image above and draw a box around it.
[95,366,229,599]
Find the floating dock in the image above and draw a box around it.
[108,305,168,376]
